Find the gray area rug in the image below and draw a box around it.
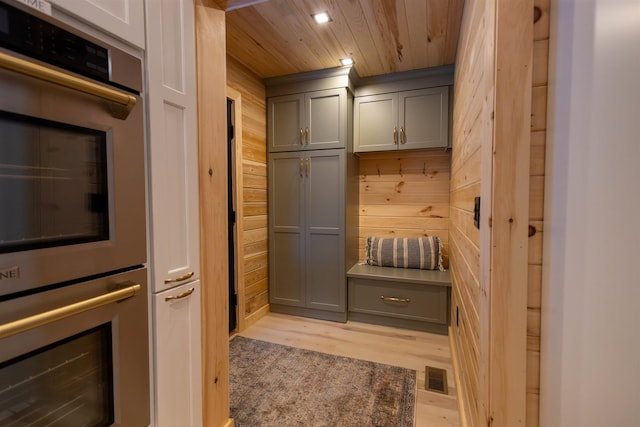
[230,336,416,427]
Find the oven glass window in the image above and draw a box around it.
[0,323,114,426]
[0,111,109,254]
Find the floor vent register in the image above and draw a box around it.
[424,365,448,394]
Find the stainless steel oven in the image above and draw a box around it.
[0,268,150,426]
[0,2,149,426]
[0,0,146,297]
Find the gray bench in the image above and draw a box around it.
[346,264,452,335]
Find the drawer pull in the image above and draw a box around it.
[165,287,195,301]
[164,271,194,284]
[380,296,410,303]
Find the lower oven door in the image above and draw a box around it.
[0,268,149,427]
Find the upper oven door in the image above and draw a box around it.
[0,48,146,297]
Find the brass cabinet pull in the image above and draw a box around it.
[164,287,195,302]
[299,157,304,177]
[380,296,410,303]
[305,127,310,145]
[300,128,304,145]
[0,283,141,339]
[400,127,405,144]
[164,271,194,284]
[393,127,398,144]
[0,52,136,120]
[305,157,310,177]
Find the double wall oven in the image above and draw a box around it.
[0,1,149,426]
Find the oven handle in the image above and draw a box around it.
[0,51,137,120]
[0,283,141,340]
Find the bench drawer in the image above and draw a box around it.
[348,278,448,325]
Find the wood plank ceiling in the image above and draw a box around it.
[212,0,465,79]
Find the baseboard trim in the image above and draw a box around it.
[449,326,469,427]
[241,304,270,332]
[270,304,347,322]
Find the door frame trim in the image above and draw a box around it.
[227,86,245,333]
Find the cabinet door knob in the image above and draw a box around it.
[164,287,195,302]
[305,127,310,145]
[299,157,304,177]
[300,128,304,145]
[393,127,398,144]
[305,157,310,177]
[400,127,405,144]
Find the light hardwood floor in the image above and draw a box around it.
[234,312,460,427]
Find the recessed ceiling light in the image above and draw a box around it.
[312,12,331,24]
[340,58,354,66]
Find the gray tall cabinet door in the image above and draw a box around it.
[268,153,305,307]
[305,149,346,312]
[268,149,346,312]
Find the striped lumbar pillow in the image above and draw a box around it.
[364,236,444,271]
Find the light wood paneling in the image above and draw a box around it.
[526,1,550,424]
[450,1,536,426]
[237,312,460,427]
[195,2,230,426]
[449,0,491,423]
[220,0,465,78]
[227,55,269,326]
[357,150,451,267]
[489,0,533,423]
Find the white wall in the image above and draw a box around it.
[541,0,640,426]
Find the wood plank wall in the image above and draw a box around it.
[449,0,493,424]
[357,150,451,266]
[194,2,230,426]
[226,56,270,328]
[527,0,550,425]
[451,1,541,426]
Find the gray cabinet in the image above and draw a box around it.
[346,264,451,334]
[354,86,449,152]
[269,149,347,319]
[266,66,358,322]
[268,88,346,152]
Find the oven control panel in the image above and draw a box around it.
[0,1,109,81]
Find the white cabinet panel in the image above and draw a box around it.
[153,281,203,427]
[159,0,186,92]
[146,0,199,293]
[49,0,145,48]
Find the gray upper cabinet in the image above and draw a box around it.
[268,88,346,152]
[354,86,449,152]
